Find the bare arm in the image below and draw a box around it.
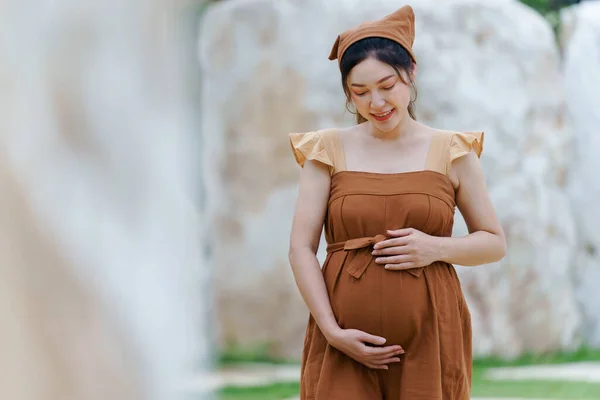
[288,159,340,340]
[289,159,404,368]
[437,151,506,266]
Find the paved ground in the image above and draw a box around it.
[185,363,301,392]
[484,361,600,383]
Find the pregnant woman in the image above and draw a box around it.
[288,5,506,400]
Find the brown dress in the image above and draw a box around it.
[289,128,484,400]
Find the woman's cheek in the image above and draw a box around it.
[351,94,368,109]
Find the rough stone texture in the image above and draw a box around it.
[561,1,600,347]
[412,0,580,358]
[200,0,581,360]
[0,1,208,399]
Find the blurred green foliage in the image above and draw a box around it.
[520,0,555,14]
[519,0,582,15]
[218,344,296,366]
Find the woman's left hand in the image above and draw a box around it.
[371,228,441,270]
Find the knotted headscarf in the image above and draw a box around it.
[328,5,417,66]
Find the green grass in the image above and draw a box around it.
[216,370,600,400]
[472,346,600,368]
[218,382,299,400]
[216,376,600,400]
[215,346,600,399]
[217,344,297,366]
[471,366,600,399]
[218,344,600,368]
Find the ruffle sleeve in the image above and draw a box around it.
[450,131,484,164]
[289,131,334,168]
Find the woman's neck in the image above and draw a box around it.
[367,113,416,141]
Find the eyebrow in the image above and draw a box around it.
[350,75,395,87]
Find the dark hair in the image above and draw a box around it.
[339,37,417,124]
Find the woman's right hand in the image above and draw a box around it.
[327,328,405,370]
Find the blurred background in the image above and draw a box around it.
[1,0,599,399]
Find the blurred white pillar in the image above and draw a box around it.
[562,0,600,347]
[0,1,209,399]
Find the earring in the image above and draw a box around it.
[345,101,357,115]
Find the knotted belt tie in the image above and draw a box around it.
[326,234,422,279]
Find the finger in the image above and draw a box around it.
[373,237,410,250]
[372,241,410,253]
[359,332,387,346]
[369,348,404,360]
[374,254,412,265]
[365,363,389,370]
[385,228,414,238]
[371,357,402,365]
[365,345,404,357]
[384,262,416,270]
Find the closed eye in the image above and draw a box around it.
[353,84,394,96]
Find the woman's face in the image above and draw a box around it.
[347,57,414,130]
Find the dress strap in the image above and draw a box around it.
[425,130,484,175]
[424,131,453,175]
[320,128,346,174]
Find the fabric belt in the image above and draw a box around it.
[326,234,422,279]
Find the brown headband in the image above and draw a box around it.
[329,5,417,66]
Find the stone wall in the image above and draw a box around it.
[200,0,597,359]
[561,0,600,347]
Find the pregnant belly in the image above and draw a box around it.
[323,252,432,349]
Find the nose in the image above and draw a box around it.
[370,91,385,110]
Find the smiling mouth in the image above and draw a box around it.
[371,108,395,120]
